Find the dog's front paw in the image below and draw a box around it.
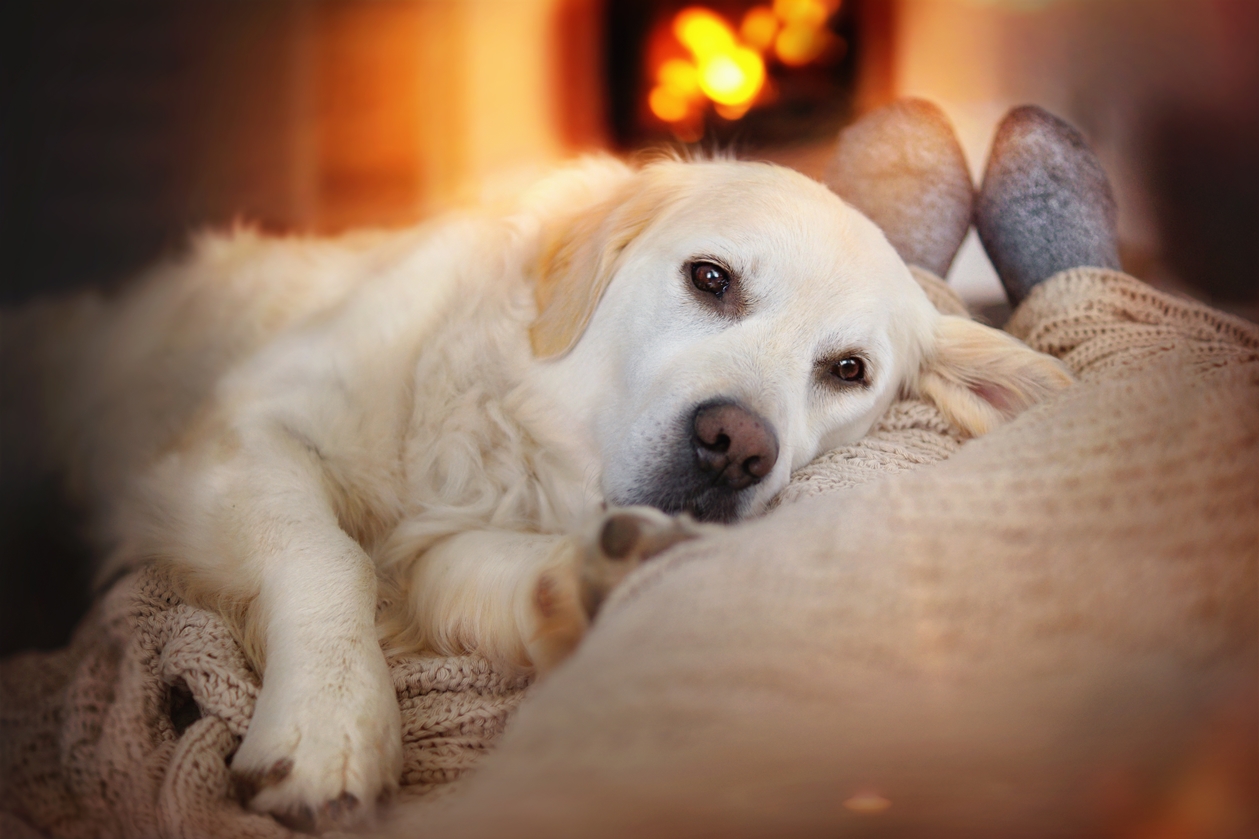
[526,507,708,673]
[579,506,708,616]
[231,657,402,832]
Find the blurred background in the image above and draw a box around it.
[2,0,1257,316]
[1,0,1257,651]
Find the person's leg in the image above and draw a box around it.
[975,106,1121,306]
[825,98,974,279]
[972,105,1257,378]
[384,110,1259,839]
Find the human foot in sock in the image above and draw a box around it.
[825,98,974,278]
[975,106,1121,306]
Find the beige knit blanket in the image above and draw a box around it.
[2,268,1255,838]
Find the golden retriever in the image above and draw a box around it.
[9,155,1070,828]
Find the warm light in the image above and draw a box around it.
[648,0,839,133]
[674,8,737,59]
[773,0,837,26]
[843,790,891,814]
[740,6,779,52]
[649,86,691,122]
[698,47,764,106]
[774,21,832,66]
[658,58,701,100]
[714,100,753,121]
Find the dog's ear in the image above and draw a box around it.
[530,174,671,359]
[915,315,1073,437]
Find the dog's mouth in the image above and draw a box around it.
[621,480,746,524]
[621,481,745,519]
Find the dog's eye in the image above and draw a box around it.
[831,357,865,383]
[690,261,729,298]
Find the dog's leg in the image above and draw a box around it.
[405,508,707,672]
[406,530,587,672]
[205,464,402,831]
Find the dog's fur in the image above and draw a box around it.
[4,156,1071,828]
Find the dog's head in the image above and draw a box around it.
[527,158,1070,523]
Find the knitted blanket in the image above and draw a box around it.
[388,269,1258,838]
[2,269,1254,837]
[0,395,964,839]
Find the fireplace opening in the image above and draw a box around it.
[604,0,883,150]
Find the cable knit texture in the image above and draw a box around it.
[1,568,531,838]
[3,268,1256,837]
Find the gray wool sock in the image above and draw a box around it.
[825,98,975,278]
[976,106,1121,306]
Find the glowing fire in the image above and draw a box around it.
[647,0,843,138]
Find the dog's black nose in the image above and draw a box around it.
[692,402,779,491]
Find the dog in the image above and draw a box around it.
[4,155,1071,828]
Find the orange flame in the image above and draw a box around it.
[647,2,842,137]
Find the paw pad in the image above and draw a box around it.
[581,508,710,618]
[599,514,644,559]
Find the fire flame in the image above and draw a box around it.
[648,0,842,137]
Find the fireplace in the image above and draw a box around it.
[603,0,886,149]
[1,0,1253,317]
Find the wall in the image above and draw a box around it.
[0,0,588,302]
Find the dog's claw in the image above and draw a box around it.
[250,788,369,834]
[228,650,401,833]
[231,757,294,804]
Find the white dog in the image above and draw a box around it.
[11,156,1070,828]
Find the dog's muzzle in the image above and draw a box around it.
[623,398,780,524]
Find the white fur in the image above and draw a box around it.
[32,156,1070,827]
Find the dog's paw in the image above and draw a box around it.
[525,508,706,673]
[580,506,707,616]
[231,658,402,832]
